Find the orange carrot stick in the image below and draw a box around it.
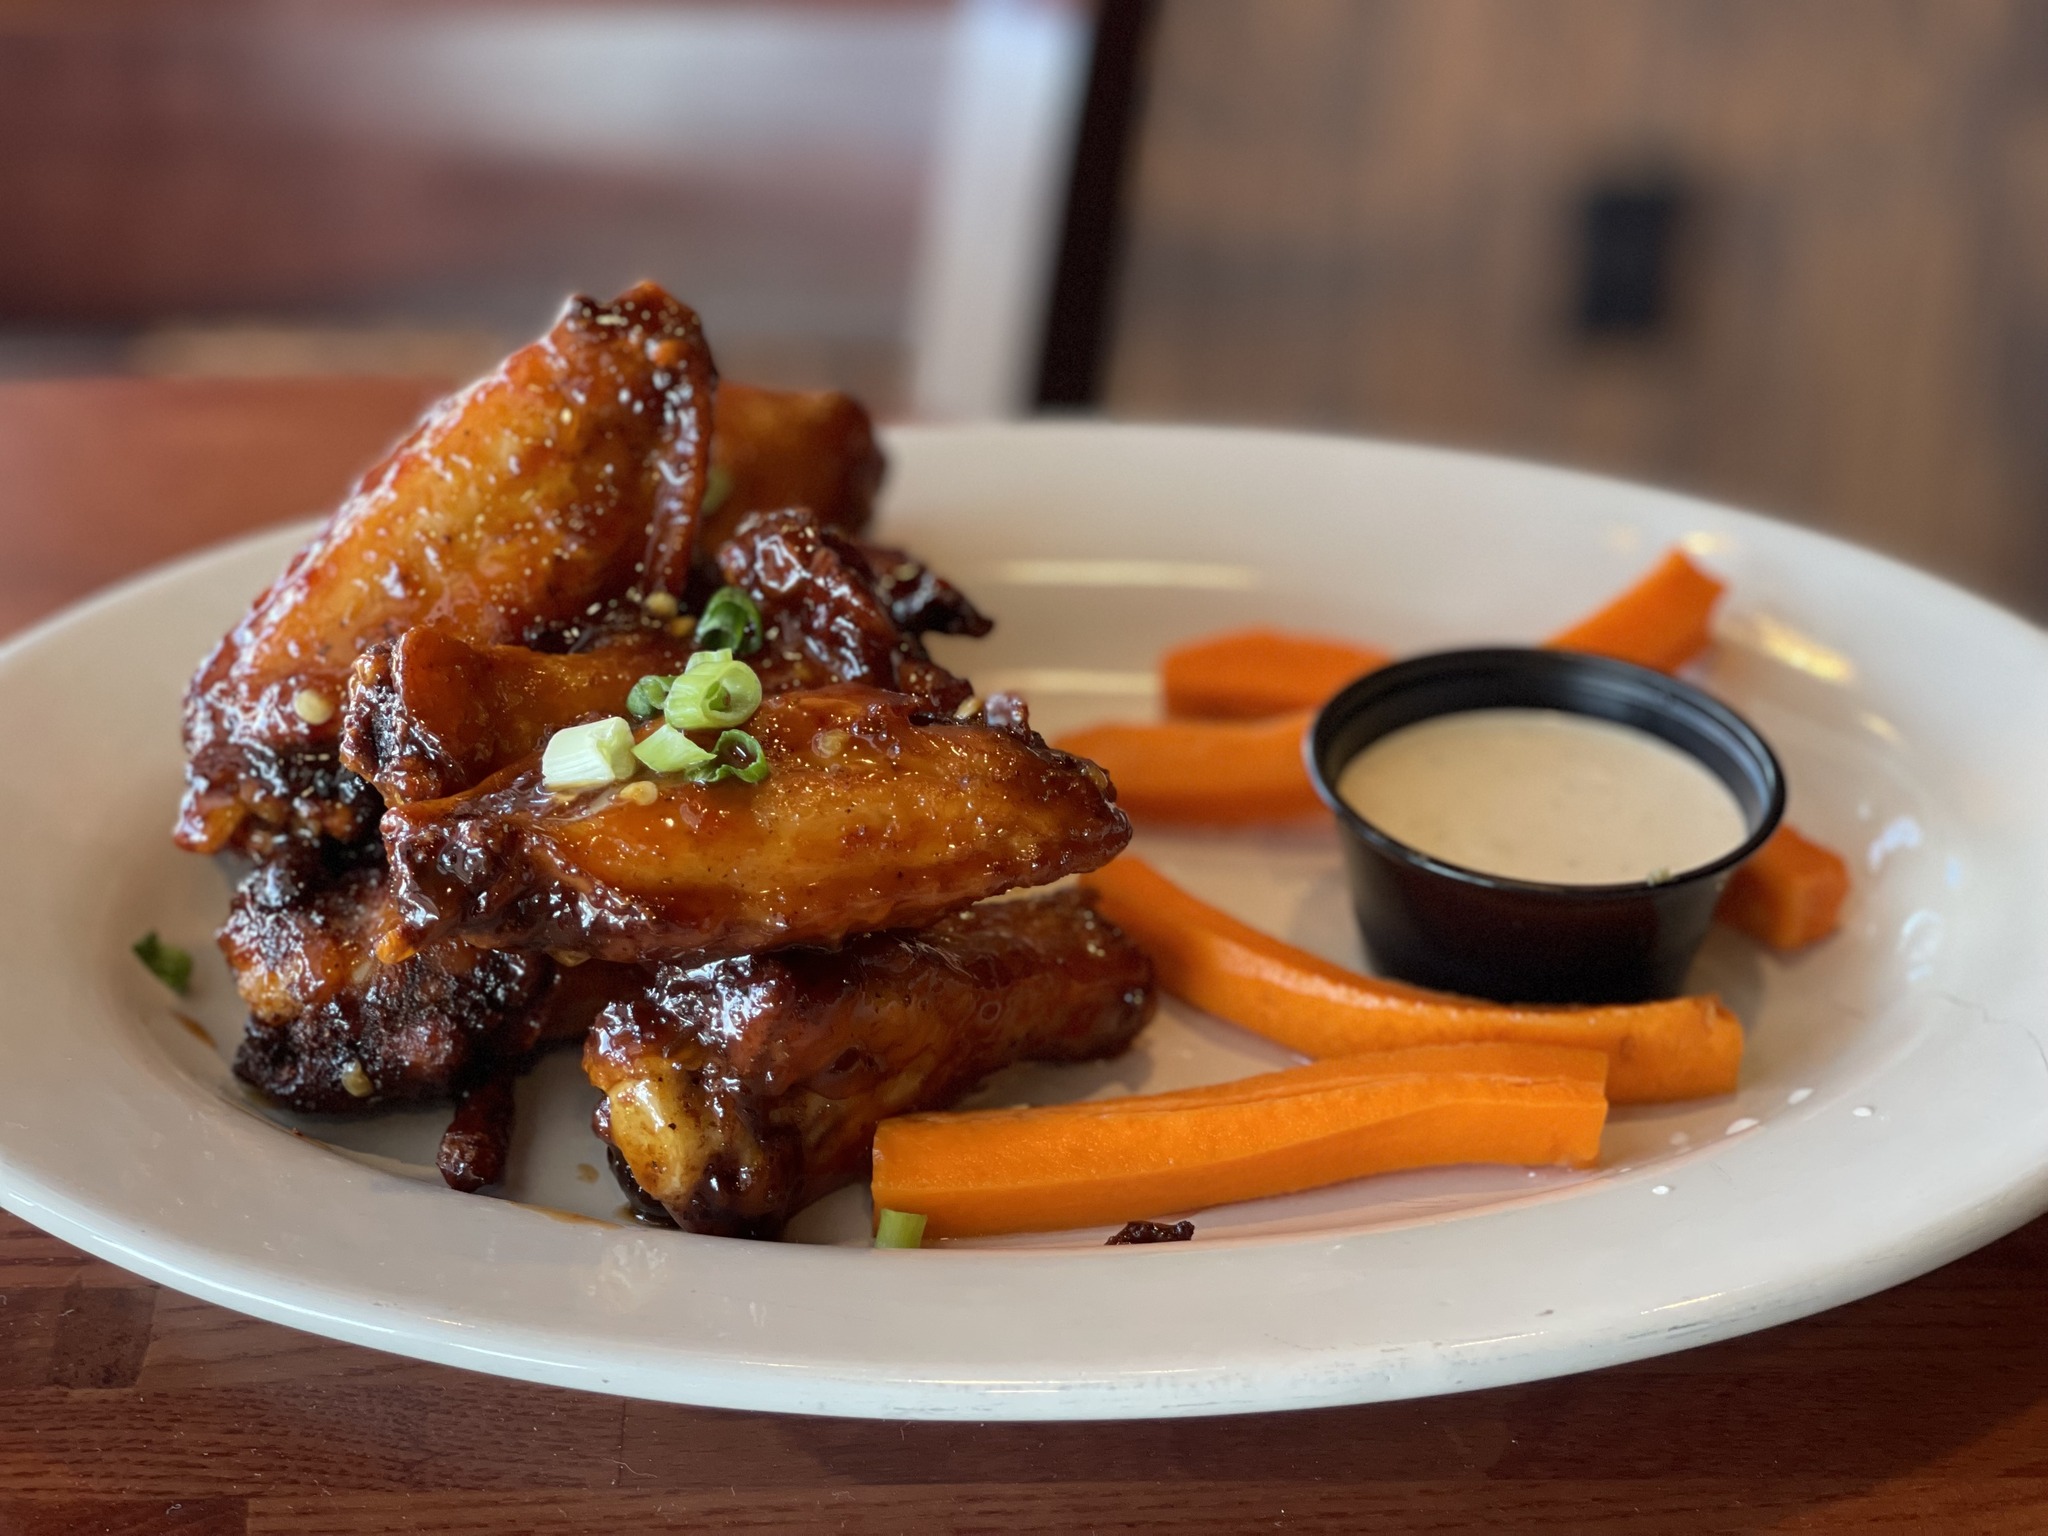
[1102,1040,1610,1110]
[1714,824,1850,950]
[1162,627,1391,719]
[1052,710,1323,824]
[872,1042,1609,1239]
[1547,548,1727,674]
[1081,857,1742,1103]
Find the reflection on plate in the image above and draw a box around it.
[3,423,2046,1418]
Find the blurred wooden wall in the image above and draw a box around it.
[0,2,948,405]
[1105,0,2048,613]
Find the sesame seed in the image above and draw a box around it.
[292,689,335,726]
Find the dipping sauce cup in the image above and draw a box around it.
[1307,648,1785,1005]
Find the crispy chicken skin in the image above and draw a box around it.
[700,382,884,558]
[221,846,632,1115]
[381,685,1131,964]
[339,624,694,805]
[176,282,715,855]
[586,890,1155,1237]
[717,508,977,711]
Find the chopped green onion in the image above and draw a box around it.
[541,717,637,792]
[133,932,192,994]
[663,656,763,731]
[625,674,675,719]
[696,585,764,655]
[678,729,770,785]
[874,1208,927,1249]
[682,646,732,675]
[701,462,734,516]
[632,723,714,775]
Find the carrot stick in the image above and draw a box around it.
[1714,824,1850,950]
[1052,711,1323,824]
[1089,1040,1610,1110]
[1162,627,1390,719]
[1547,548,1727,674]
[871,1043,1609,1239]
[1081,857,1742,1103]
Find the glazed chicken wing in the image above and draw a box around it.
[585,889,1155,1237]
[177,282,715,854]
[716,508,978,711]
[339,624,694,805]
[382,685,1131,964]
[222,848,632,1113]
[340,507,994,806]
[840,537,993,639]
[698,382,885,560]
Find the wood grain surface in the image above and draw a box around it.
[2,377,2045,1534]
[1106,0,2048,618]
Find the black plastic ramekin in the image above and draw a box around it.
[1306,648,1785,1005]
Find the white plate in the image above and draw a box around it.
[3,422,2045,1420]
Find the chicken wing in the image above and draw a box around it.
[339,506,993,807]
[698,382,884,559]
[177,282,715,855]
[339,624,694,805]
[437,1068,522,1194]
[222,845,632,1115]
[841,537,993,639]
[585,889,1155,1237]
[382,685,1131,964]
[716,508,977,711]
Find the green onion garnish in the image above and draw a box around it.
[695,585,764,656]
[681,729,771,785]
[632,723,714,775]
[664,655,763,732]
[874,1209,927,1249]
[541,717,638,792]
[701,462,734,517]
[133,932,192,995]
[625,674,675,719]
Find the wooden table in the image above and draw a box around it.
[2,377,2043,1534]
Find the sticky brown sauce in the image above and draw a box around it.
[172,1012,216,1048]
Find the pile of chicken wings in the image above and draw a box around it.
[177,284,1154,1238]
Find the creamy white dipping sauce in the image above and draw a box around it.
[1336,707,1748,886]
